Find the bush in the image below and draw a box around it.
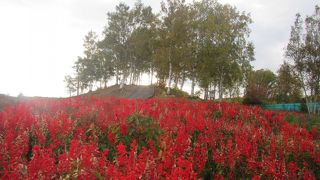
[242,96,263,105]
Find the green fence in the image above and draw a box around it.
[261,103,301,111]
[261,102,320,113]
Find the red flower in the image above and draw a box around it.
[108,132,115,145]
[0,97,318,179]
[120,124,128,135]
[116,142,127,167]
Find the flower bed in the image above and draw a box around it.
[0,97,319,179]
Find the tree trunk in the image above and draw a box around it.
[218,75,224,101]
[314,77,320,115]
[209,84,215,100]
[76,76,79,96]
[120,73,125,89]
[89,83,93,91]
[299,72,311,114]
[173,76,179,89]
[180,73,185,90]
[236,84,240,98]
[191,77,195,96]
[129,73,132,85]
[167,60,172,94]
[116,69,119,85]
[150,67,154,85]
[104,80,107,88]
[204,87,209,100]
[129,65,133,85]
[213,84,216,100]
[138,73,141,85]
[209,84,211,100]
[136,73,139,85]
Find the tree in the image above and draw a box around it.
[66,30,111,95]
[285,5,320,114]
[304,5,320,113]
[274,62,302,103]
[64,75,77,97]
[187,2,201,95]
[155,0,192,94]
[95,44,114,88]
[127,1,158,85]
[193,1,254,100]
[243,69,276,105]
[101,2,158,88]
[75,31,100,91]
[102,3,132,88]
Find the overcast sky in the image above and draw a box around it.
[0,0,318,97]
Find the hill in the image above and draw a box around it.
[0,85,196,111]
[85,84,155,99]
[83,84,197,99]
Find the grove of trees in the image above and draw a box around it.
[65,0,254,100]
[65,1,319,113]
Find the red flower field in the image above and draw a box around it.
[0,97,319,179]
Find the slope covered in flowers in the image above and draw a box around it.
[0,97,319,179]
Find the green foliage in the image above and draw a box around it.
[169,87,190,98]
[301,102,308,113]
[64,75,77,96]
[274,62,302,103]
[285,5,320,114]
[285,113,320,132]
[192,1,254,100]
[285,114,302,126]
[155,85,192,98]
[109,114,162,154]
[65,30,112,95]
[126,114,162,152]
[26,131,38,161]
[244,69,276,105]
[223,97,244,103]
[202,149,217,179]
[306,115,320,132]
[66,0,254,99]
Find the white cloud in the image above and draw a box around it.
[219,0,318,72]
